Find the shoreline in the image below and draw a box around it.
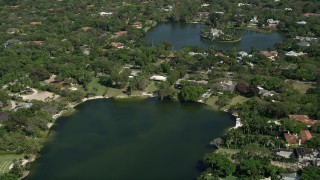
[26,93,237,178]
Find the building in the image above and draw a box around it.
[284,133,299,145]
[279,173,299,180]
[267,19,280,27]
[285,51,306,57]
[288,115,315,126]
[296,21,307,25]
[276,150,293,159]
[304,13,320,17]
[294,148,320,165]
[300,130,313,143]
[150,75,167,81]
[99,12,113,17]
[111,31,128,39]
[111,42,124,49]
[81,26,91,31]
[131,22,142,29]
[30,22,42,25]
[260,51,278,61]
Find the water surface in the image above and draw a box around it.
[27,98,234,179]
[145,22,284,51]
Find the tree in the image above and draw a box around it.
[300,166,320,180]
[29,67,50,82]
[157,82,176,101]
[0,173,19,180]
[203,152,236,177]
[238,158,268,179]
[179,85,205,102]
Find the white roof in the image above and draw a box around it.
[150,75,167,81]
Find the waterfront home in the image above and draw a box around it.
[276,150,293,159]
[150,75,167,81]
[267,19,280,27]
[131,22,142,29]
[295,36,317,42]
[162,5,173,12]
[285,51,306,57]
[250,16,259,24]
[297,41,310,47]
[288,115,315,126]
[198,12,210,20]
[260,51,278,61]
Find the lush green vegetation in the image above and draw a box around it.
[0,0,319,179]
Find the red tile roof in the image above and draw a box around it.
[300,130,313,143]
[30,22,42,25]
[304,13,320,17]
[284,133,299,144]
[288,115,315,126]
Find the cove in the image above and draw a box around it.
[26,98,234,179]
[145,22,284,52]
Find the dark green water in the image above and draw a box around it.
[27,98,234,179]
[145,22,284,51]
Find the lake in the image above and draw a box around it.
[27,98,234,179]
[145,22,284,52]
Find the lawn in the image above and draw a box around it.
[291,80,313,94]
[205,96,220,110]
[0,152,23,174]
[222,95,249,109]
[87,78,108,96]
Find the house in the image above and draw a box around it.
[257,86,277,97]
[30,22,42,25]
[81,26,91,31]
[3,39,21,47]
[162,5,173,12]
[198,12,210,19]
[188,52,208,56]
[300,130,313,143]
[201,3,210,7]
[150,75,167,81]
[111,42,124,49]
[111,31,128,39]
[99,12,113,17]
[284,8,293,11]
[260,51,278,61]
[6,28,19,34]
[288,115,315,126]
[294,148,319,164]
[303,13,320,17]
[295,36,317,42]
[267,19,280,27]
[220,81,236,92]
[238,3,250,7]
[279,173,299,180]
[285,51,306,57]
[210,28,223,38]
[13,102,33,112]
[32,41,44,45]
[250,16,259,24]
[131,22,142,29]
[276,150,293,159]
[284,133,299,145]
[296,21,307,25]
